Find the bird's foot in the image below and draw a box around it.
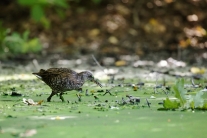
[47,97,51,102]
[60,94,65,102]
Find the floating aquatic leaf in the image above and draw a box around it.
[194,89,205,108]
[184,94,194,109]
[201,103,207,110]
[173,78,187,107]
[163,98,179,109]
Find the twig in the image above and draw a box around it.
[146,99,151,108]
[91,54,105,72]
[85,89,89,96]
[76,94,81,102]
[32,59,40,71]
[122,97,127,105]
[103,89,113,96]
[191,78,200,88]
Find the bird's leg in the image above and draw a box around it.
[47,91,56,102]
[59,92,65,102]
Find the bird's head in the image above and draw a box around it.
[79,71,102,88]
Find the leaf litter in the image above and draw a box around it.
[22,98,43,105]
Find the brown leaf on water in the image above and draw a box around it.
[133,86,138,91]
[37,100,44,105]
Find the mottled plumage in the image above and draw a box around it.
[33,68,102,102]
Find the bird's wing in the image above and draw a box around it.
[46,68,80,85]
[44,68,77,76]
[60,73,83,89]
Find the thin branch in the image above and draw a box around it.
[91,54,105,72]
[32,59,40,71]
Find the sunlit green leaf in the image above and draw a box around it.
[31,5,45,21]
[163,98,179,109]
[2,31,42,55]
[40,17,51,29]
[194,90,204,108]
[184,94,194,109]
[27,38,42,52]
[190,101,194,109]
[202,103,207,110]
[22,30,30,41]
[173,78,187,106]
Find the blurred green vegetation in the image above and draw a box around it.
[0,0,103,58]
[0,0,206,61]
[0,22,42,58]
[17,0,69,28]
[17,0,102,28]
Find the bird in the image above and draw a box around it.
[32,68,102,102]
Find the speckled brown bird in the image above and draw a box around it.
[33,68,102,102]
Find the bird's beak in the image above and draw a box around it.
[93,79,102,88]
